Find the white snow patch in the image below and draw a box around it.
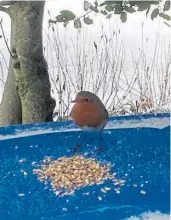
[0,116,169,140]
[124,211,170,220]
[106,117,170,130]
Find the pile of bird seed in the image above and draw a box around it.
[33,155,124,197]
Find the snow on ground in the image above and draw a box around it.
[124,211,170,220]
[0,114,169,140]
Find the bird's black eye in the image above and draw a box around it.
[84,98,89,102]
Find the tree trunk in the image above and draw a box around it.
[0,21,22,126]
[0,59,22,125]
[0,1,55,125]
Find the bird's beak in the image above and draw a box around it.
[71,99,76,103]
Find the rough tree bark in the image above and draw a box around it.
[0,57,22,125]
[0,6,22,125]
[0,1,55,126]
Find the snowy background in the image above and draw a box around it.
[0,1,170,219]
[0,0,170,117]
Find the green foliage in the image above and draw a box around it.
[89,4,99,12]
[163,0,170,11]
[105,5,114,12]
[159,12,171,20]
[124,6,136,13]
[52,0,171,29]
[84,1,90,11]
[120,11,127,22]
[151,8,159,20]
[136,1,152,11]
[74,18,82,29]
[114,5,123,14]
[106,13,112,19]
[101,10,108,15]
[83,16,93,25]
[56,10,76,23]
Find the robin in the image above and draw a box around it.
[70,91,109,151]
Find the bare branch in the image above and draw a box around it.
[0,20,14,58]
[0,5,8,13]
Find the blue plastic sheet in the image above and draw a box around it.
[0,113,170,220]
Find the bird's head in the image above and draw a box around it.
[71,91,100,104]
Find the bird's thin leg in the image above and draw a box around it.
[97,130,103,152]
[72,130,83,152]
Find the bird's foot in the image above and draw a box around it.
[72,144,81,153]
[96,146,104,153]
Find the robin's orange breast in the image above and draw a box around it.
[71,103,105,128]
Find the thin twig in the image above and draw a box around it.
[0,20,14,58]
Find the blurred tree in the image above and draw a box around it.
[0,1,55,126]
